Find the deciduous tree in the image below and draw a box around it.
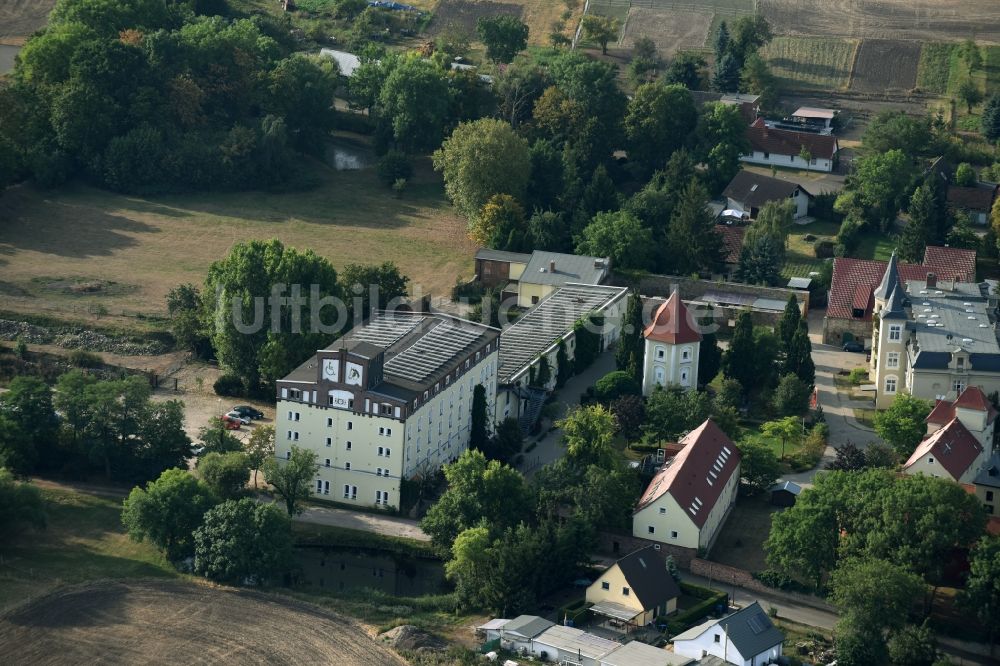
[623,82,697,174]
[0,469,46,546]
[576,210,654,270]
[263,445,318,516]
[559,405,617,470]
[122,468,216,561]
[873,393,933,458]
[193,498,293,585]
[737,437,781,495]
[476,15,529,64]
[580,15,618,55]
[197,451,251,500]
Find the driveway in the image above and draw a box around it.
[260,495,431,541]
[517,350,618,477]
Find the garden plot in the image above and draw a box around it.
[621,8,713,58]
[428,0,523,38]
[849,39,921,92]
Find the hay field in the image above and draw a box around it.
[762,36,858,91]
[622,8,714,58]
[0,165,474,327]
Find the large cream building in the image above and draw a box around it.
[273,312,499,510]
[870,251,1000,409]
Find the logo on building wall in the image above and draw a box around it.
[345,362,363,386]
[322,359,339,382]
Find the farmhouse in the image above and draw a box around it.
[868,253,1000,409]
[641,292,702,396]
[632,419,741,554]
[721,171,812,219]
[585,545,681,631]
[821,245,977,346]
[274,311,499,509]
[925,385,997,449]
[947,181,998,225]
[672,601,784,666]
[741,119,839,172]
[902,417,987,484]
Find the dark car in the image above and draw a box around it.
[233,405,264,420]
[843,341,865,353]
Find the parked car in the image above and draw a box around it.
[220,414,241,430]
[190,445,205,457]
[232,405,264,420]
[843,341,865,353]
[225,410,252,426]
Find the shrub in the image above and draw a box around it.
[68,349,102,368]
[213,373,244,397]
[594,370,640,402]
[848,367,868,384]
[376,150,413,186]
[814,239,835,258]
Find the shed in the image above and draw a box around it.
[769,481,802,507]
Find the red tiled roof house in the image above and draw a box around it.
[642,293,702,396]
[926,385,998,450]
[741,118,840,172]
[903,417,988,484]
[632,419,741,553]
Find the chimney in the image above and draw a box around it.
[549,260,556,273]
[926,272,937,289]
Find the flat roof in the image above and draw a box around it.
[792,106,836,119]
[601,641,694,666]
[497,284,628,384]
[535,625,620,659]
[590,600,640,622]
[904,280,1000,366]
[787,277,812,289]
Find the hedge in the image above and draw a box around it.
[558,599,593,626]
[666,588,728,635]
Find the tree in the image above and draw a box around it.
[611,394,645,442]
[615,290,643,382]
[722,311,756,390]
[121,468,216,561]
[958,39,983,73]
[340,262,410,318]
[665,179,725,275]
[262,445,318,516]
[899,184,935,262]
[193,498,293,585]
[729,14,773,64]
[772,373,810,416]
[740,53,777,109]
[420,449,532,548]
[826,442,867,471]
[830,556,923,634]
[778,295,801,353]
[961,535,1000,652]
[470,384,489,453]
[0,376,56,474]
[712,53,740,92]
[627,37,660,85]
[580,15,618,55]
[766,500,839,590]
[265,53,338,149]
[956,79,984,114]
[576,210,654,270]
[762,416,802,461]
[699,329,723,387]
[850,149,915,230]
[476,15,529,64]
[0,469,46,546]
[623,82,697,174]
[198,417,243,455]
[864,441,898,469]
[737,437,781,495]
[378,55,451,152]
[955,162,977,187]
[166,283,208,354]
[204,239,341,391]
[713,21,730,62]
[245,425,274,488]
[644,388,712,443]
[433,118,531,223]
[716,378,744,410]
[594,371,640,402]
[572,314,603,373]
[888,622,939,666]
[737,200,791,286]
[482,417,523,464]
[697,103,751,193]
[785,320,815,388]
[664,52,705,90]
[863,112,936,156]
[556,338,572,387]
[983,94,1000,142]
[873,393,933,458]
[197,451,251,500]
[559,405,617,470]
[473,194,529,250]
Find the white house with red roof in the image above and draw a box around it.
[641,293,703,396]
[633,419,741,552]
[926,385,998,450]
[903,418,987,484]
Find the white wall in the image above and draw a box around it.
[740,151,834,173]
[642,338,699,396]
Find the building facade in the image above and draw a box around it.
[274,312,499,510]
[642,293,702,396]
[585,545,680,628]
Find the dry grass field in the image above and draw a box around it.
[621,8,714,58]
[0,163,474,328]
[761,36,858,91]
[849,39,921,92]
[0,580,407,666]
[0,0,56,44]
[421,0,581,47]
[759,0,1000,44]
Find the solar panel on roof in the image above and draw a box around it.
[747,611,769,634]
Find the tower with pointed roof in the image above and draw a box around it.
[641,292,703,396]
[872,278,910,409]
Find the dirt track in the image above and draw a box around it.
[0,580,407,666]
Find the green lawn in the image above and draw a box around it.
[855,233,896,261]
[762,37,857,91]
[985,45,1000,95]
[783,220,839,280]
[0,487,177,613]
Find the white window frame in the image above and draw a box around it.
[885,375,898,394]
[886,352,900,369]
[888,325,902,342]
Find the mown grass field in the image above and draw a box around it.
[783,220,839,280]
[762,37,858,91]
[0,161,474,329]
[855,232,896,262]
[0,487,177,614]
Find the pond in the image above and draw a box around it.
[0,45,21,75]
[324,136,375,171]
[295,545,448,597]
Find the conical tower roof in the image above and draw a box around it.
[880,283,907,320]
[643,292,702,344]
[874,249,900,301]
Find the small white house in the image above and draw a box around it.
[488,615,554,653]
[903,417,988,484]
[741,119,839,173]
[672,602,784,666]
[722,171,812,220]
[531,625,619,666]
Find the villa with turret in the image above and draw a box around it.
[870,251,1000,409]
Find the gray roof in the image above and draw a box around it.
[282,311,498,396]
[497,284,628,384]
[502,614,554,639]
[880,284,907,320]
[974,452,1000,488]
[534,625,619,659]
[600,641,694,666]
[520,251,610,287]
[904,280,1000,367]
[671,618,717,642]
[787,277,812,290]
[769,481,802,495]
[475,248,532,264]
[612,546,681,610]
[718,602,784,658]
[874,250,899,301]
[722,171,810,209]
